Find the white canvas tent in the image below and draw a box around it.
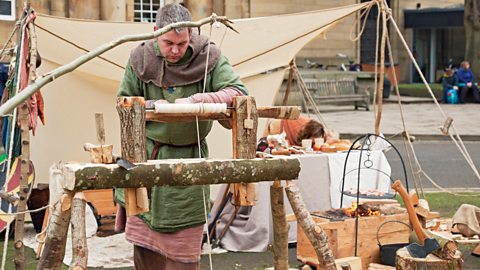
[30,2,370,184]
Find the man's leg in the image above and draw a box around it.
[459,86,468,103]
[472,85,480,103]
[134,245,200,270]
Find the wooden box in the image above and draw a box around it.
[297,212,410,269]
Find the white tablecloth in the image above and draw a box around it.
[210,150,391,252]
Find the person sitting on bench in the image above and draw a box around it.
[456,60,480,103]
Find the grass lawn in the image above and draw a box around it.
[395,192,480,218]
[0,192,478,269]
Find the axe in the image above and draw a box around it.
[391,180,440,258]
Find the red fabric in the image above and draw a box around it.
[189,87,244,105]
[16,11,45,135]
[126,216,203,264]
[280,115,310,146]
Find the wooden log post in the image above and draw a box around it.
[14,102,30,270]
[37,192,74,270]
[69,192,87,270]
[231,96,258,206]
[116,97,149,216]
[285,181,336,270]
[15,20,38,269]
[271,182,289,270]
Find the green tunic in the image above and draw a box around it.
[116,41,247,232]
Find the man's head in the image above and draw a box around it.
[155,4,192,63]
[461,60,470,70]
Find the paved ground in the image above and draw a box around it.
[318,99,480,140]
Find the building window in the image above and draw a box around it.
[0,0,15,21]
[134,0,164,23]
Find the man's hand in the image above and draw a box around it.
[453,86,459,90]
[467,82,473,88]
[174,97,194,104]
[154,99,169,106]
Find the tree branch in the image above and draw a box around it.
[0,14,237,116]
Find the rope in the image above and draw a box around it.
[376,0,480,197]
[383,24,423,197]
[291,63,328,129]
[35,24,125,70]
[0,26,19,60]
[197,16,215,270]
[1,12,28,270]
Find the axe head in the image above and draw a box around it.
[406,238,441,258]
[116,158,137,170]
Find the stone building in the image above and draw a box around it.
[0,0,467,83]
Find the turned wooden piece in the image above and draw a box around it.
[396,247,463,270]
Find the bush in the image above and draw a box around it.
[398,83,442,99]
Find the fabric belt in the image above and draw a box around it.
[150,141,200,160]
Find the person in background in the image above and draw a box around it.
[441,68,459,104]
[262,115,326,147]
[456,60,480,103]
[116,4,247,269]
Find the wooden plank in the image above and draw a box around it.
[83,190,116,216]
[231,96,258,206]
[145,106,301,123]
[298,213,410,270]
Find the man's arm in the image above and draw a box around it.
[175,55,247,105]
[117,60,143,97]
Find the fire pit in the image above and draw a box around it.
[297,202,410,269]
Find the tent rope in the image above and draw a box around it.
[197,15,216,270]
[35,24,125,70]
[291,63,328,129]
[379,0,480,198]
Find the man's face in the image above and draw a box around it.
[157,29,191,63]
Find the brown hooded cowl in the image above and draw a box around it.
[130,33,221,88]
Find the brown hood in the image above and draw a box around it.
[130,33,221,87]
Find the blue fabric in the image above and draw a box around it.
[0,63,8,101]
[446,89,459,104]
[456,68,475,84]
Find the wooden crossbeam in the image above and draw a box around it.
[59,158,301,191]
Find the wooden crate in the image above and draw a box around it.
[297,212,410,269]
[83,189,116,217]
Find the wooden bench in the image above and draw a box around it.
[304,78,370,110]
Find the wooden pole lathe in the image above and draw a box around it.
[116,97,149,216]
[231,96,258,206]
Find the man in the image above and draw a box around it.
[116,4,247,269]
[456,60,480,103]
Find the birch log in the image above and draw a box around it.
[69,193,87,270]
[396,247,463,270]
[285,181,336,270]
[271,183,288,270]
[0,15,237,117]
[37,192,74,270]
[60,158,301,191]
